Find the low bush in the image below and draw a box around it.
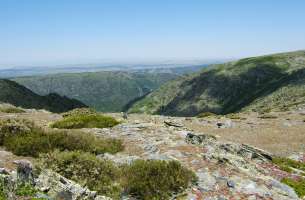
[1,119,123,157]
[197,112,217,118]
[3,128,123,157]
[121,159,197,200]
[0,118,34,145]
[38,151,197,200]
[281,178,305,198]
[225,113,246,120]
[38,150,122,199]
[0,106,25,113]
[15,183,38,197]
[258,114,277,119]
[51,114,120,129]
[62,108,97,118]
[0,180,5,200]
[272,157,305,173]
[0,104,25,113]
[0,181,47,200]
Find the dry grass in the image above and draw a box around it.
[183,111,305,156]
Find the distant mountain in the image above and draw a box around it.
[13,71,178,112]
[0,79,86,112]
[128,50,305,116]
[0,63,210,78]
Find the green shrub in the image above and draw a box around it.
[62,108,97,118]
[282,178,305,197]
[39,151,197,200]
[51,114,120,129]
[0,118,34,145]
[225,113,246,120]
[38,150,121,199]
[3,128,123,157]
[258,114,277,119]
[0,106,25,113]
[0,180,5,200]
[121,159,197,200]
[15,183,38,196]
[0,181,47,200]
[197,112,216,118]
[272,157,305,173]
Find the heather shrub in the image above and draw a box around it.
[62,108,97,118]
[3,124,123,157]
[0,118,34,145]
[38,150,122,199]
[197,112,216,118]
[38,151,197,199]
[281,178,305,198]
[0,180,5,200]
[258,113,278,119]
[0,106,25,113]
[51,114,120,129]
[272,157,305,172]
[121,159,197,200]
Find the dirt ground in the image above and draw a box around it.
[111,111,305,157]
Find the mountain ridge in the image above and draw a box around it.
[13,71,179,112]
[128,50,305,116]
[0,79,86,112]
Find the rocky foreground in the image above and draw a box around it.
[1,109,305,200]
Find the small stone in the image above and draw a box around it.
[227,180,235,188]
[0,168,10,175]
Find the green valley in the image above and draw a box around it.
[13,71,178,112]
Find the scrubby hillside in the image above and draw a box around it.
[129,50,305,116]
[13,71,178,112]
[0,79,86,112]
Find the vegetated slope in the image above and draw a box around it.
[13,71,178,112]
[129,50,305,116]
[0,79,86,112]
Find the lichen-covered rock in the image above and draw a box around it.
[14,159,34,184]
[35,169,112,200]
[185,133,216,145]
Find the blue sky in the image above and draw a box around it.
[1,0,305,67]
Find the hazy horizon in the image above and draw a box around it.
[1,0,305,68]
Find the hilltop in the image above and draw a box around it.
[13,71,178,112]
[129,50,305,116]
[0,79,86,112]
[0,107,304,199]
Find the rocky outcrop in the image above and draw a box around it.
[0,160,112,200]
[90,118,300,200]
[36,170,112,200]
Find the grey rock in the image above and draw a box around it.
[0,168,9,175]
[147,153,172,161]
[144,144,159,154]
[270,179,299,199]
[288,152,305,162]
[164,120,184,127]
[99,153,140,165]
[216,120,234,128]
[185,133,216,145]
[35,169,112,200]
[227,180,235,188]
[14,159,34,184]
[196,170,217,191]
